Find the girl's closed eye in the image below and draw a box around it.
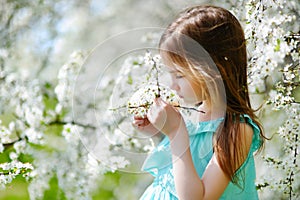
[175,73,184,79]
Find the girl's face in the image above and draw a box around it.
[167,67,202,105]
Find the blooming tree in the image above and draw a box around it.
[0,0,299,199]
[238,1,299,199]
[0,51,130,199]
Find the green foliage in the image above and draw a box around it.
[43,176,67,200]
[0,176,30,200]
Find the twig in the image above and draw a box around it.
[3,137,23,148]
[0,171,10,176]
[47,120,96,130]
[288,133,298,200]
[174,105,205,114]
[153,58,161,98]
[1,118,96,150]
[110,103,205,114]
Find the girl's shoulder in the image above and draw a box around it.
[239,114,262,151]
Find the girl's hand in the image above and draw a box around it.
[132,116,161,137]
[147,97,185,138]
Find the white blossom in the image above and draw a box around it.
[106,156,130,172]
[23,128,44,145]
[61,123,82,145]
[0,144,4,154]
[55,51,85,108]
[0,123,13,144]
[13,140,27,154]
[128,84,181,117]
[0,160,34,189]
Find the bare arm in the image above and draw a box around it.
[168,122,229,200]
[168,123,205,199]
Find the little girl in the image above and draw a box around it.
[133,5,265,200]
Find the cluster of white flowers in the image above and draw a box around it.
[25,118,107,199]
[258,103,300,198]
[62,123,82,145]
[0,120,13,152]
[268,89,294,110]
[244,0,296,93]
[128,84,181,117]
[0,49,122,198]
[143,52,162,68]
[0,72,45,144]
[0,160,33,189]
[53,127,105,199]
[104,156,130,173]
[55,51,85,110]
[240,0,300,198]
[0,67,46,190]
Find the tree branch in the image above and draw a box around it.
[47,120,96,130]
[3,137,23,148]
[110,103,205,114]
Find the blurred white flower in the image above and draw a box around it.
[24,106,43,128]
[0,48,8,58]
[9,152,18,160]
[23,128,44,145]
[62,123,82,145]
[13,140,27,154]
[0,143,4,153]
[0,124,12,144]
[107,156,130,172]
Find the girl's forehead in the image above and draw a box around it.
[162,64,183,73]
[160,52,186,73]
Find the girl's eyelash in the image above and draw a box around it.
[175,74,184,78]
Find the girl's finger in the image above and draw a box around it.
[133,120,143,125]
[134,115,147,120]
[132,121,144,129]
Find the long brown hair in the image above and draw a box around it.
[159,5,266,184]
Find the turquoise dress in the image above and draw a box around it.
[140,115,262,200]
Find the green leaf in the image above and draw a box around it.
[127,75,133,85]
[44,82,52,89]
[274,39,281,52]
[43,176,67,200]
[255,87,260,93]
